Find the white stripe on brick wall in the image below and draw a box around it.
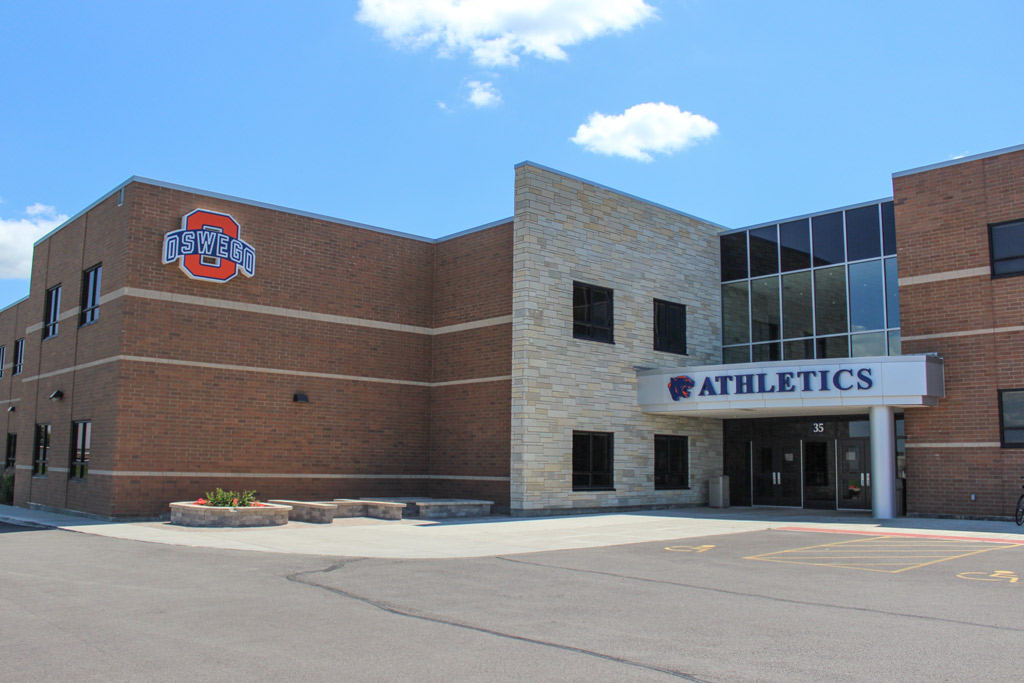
[905,442,1002,448]
[90,287,512,336]
[20,354,511,388]
[901,325,1024,342]
[86,471,509,481]
[898,266,990,287]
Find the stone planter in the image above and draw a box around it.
[169,502,291,527]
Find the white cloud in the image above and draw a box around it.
[356,0,656,67]
[467,80,501,108]
[950,151,970,160]
[570,102,719,162]
[0,205,69,278]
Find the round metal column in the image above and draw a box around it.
[869,405,896,519]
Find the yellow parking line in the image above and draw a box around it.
[745,535,1019,573]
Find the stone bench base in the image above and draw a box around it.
[358,497,493,519]
[416,499,493,519]
[267,500,337,524]
[333,499,406,520]
[169,502,291,527]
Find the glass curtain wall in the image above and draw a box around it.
[720,200,900,363]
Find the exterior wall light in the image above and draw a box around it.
[293,393,309,403]
[6,406,14,412]
[49,390,64,401]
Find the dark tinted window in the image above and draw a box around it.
[573,282,613,343]
[990,219,1024,278]
[573,431,613,490]
[653,300,686,355]
[814,266,847,335]
[749,225,779,277]
[752,342,781,362]
[812,212,845,266]
[999,390,1024,447]
[654,435,688,489]
[751,276,780,342]
[720,231,748,282]
[881,201,896,256]
[848,260,885,332]
[845,205,881,261]
[779,218,811,272]
[816,335,849,359]
[722,346,749,364]
[782,271,813,339]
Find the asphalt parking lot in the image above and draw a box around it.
[2,521,1022,682]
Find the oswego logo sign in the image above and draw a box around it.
[668,375,695,400]
[162,209,256,283]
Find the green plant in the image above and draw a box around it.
[196,488,259,507]
[0,471,14,505]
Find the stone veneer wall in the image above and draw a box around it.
[510,163,724,513]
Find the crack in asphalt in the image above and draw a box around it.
[286,561,716,682]
[497,556,1024,634]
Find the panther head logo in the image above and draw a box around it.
[668,375,695,401]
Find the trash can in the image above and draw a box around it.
[708,475,730,508]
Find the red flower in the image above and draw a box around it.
[232,498,239,505]
[195,498,207,505]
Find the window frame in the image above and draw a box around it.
[70,421,91,481]
[998,389,1024,448]
[653,299,688,355]
[3,433,14,470]
[654,434,690,490]
[0,344,5,379]
[572,431,614,491]
[33,423,51,477]
[13,339,24,375]
[989,219,1024,279]
[80,264,102,326]
[572,282,614,344]
[43,285,61,339]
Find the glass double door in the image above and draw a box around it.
[751,437,870,509]
[752,440,802,506]
[837,438,871,510]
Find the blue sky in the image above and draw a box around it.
[1,1,1022,308]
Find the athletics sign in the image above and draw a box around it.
[163,209,256,283]
[637,356,945,415]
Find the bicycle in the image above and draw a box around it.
[1017,477,1024,526]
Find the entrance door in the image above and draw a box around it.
[837,438,870,510]
[751,440,801,506]
[802,440,834,510]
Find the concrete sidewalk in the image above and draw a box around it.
[1,503,1021,558]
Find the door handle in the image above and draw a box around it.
[866,473,871,486]
[860,473,865,486]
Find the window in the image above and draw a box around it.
[654,300,687,355]
[43,285,61,339]
[70,421,91,480]
[573,282,613,343]
[80,265,102,326]
[990,219,1024,278]
[13,339,24,375]
[999,390,1024,447]
[33,424,50,476]
[3,434,14,470]
[654,435,688,489]
[0,345,5,379]
[572,431,613,490]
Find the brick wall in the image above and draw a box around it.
[894,148,1024,517]
[5,179,514,517]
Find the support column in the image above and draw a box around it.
[869,405,896,519]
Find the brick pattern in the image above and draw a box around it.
[3,181,513,517]
[895,149,1024,518]
[510,164,723,513]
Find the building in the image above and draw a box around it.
[2,144,1022,520]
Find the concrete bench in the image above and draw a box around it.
[333,499,406,520]
[414,499,493,519]
[267,500,337,524]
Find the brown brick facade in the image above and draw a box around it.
[894,148,1024,518]
[4,180,512,517]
